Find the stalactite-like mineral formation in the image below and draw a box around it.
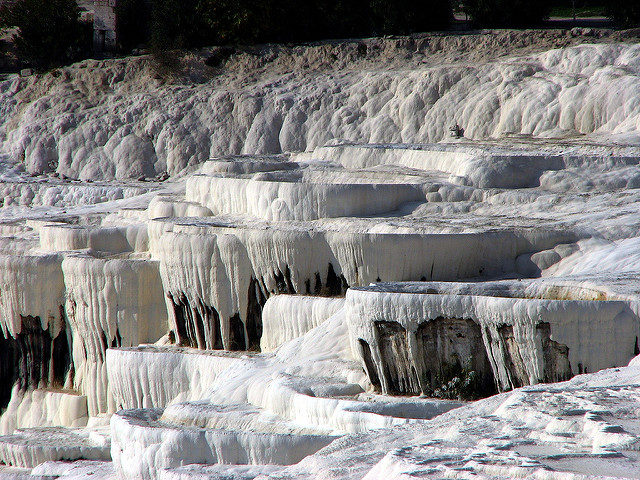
[1,30,640,480]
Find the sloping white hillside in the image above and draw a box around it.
[0,30,639,480]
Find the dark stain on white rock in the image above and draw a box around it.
[0,312,71,409]
[537,322,573,383]
[416,318,496,399]
[374,321,421,395]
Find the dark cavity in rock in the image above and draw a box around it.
[416,317,496,400]
[536,322,572,383]
[358,338,381,392]
[374,320,420,395]
[0,312,71,410]
[245,278,265,351]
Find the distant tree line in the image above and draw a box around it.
[460,0,639,28]
[116,0,454,52]
[1,0,639,72]
[118,0,640,53]
[461,0,553,28]
[605,0,640,28]
[0,0,91,70]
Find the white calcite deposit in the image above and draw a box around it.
[260,295,344,352]
[0,28,640,480]
[346,281,639,396]
[2,33,640,180]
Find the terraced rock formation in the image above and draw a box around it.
[0,30,640,480]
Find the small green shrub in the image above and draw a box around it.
[426,359,496,401]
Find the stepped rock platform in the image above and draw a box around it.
[2,33,640,479]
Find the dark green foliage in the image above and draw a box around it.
[148,0,260,52]
[605,0,640,28]
[150,0,205,50]
[369,0,452,35]
[426,359,496,401]
[117,0,452,56]
[115,0,152,51]
[194,0,258,45]
[0,0,91,70]
[547,0,606,18]
[462,0,552,28]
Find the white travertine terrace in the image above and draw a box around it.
[62,255,167,415]
[153,222,575,351]
[38,223,149,254]
[0,387,88,434]
[0,426,110,469]
[0,253,65,339]
[346,281,639,395]
[1,31,640,479]
[186,175,426,221]
[3,38,640,180]
[260,295,345,352]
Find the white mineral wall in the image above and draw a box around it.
[110,409,336,480]
[38,223,148,254]
[157,465,284,480]
[147,196,213,219]
[62,255,167,415]
[301,145,475,171]
[147,217,178,257]
[2,43,640,179]
[0,253,65,338]
[185,175,425,221]
[346,287,640,392]
[156,231,254,350]
[245,370,414,434]
[0,182,150,208]
[154,223,578,289]
[260,295,345,351]
[153,222,576,350]
[237,228,335,294]
[107,311,414,435]
[231,311,419,433]
[0,253,70,435]
[0,386,88,434]
[323,230,574,284]
[306,145,567,189]
[106,348,256,411]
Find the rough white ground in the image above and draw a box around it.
[0,30,639,181]
[0,28,640,480]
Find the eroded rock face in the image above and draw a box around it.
[168,293,223,350]
[357,339,381,392]
[484,322,572,391]
[536,322,573,384]
[0,314,71,410]
[347,282,639,398]
[160,241,350,352]
[490,325,530,390]
[369,318,495,398]
[363,317,575,398]
[374,321,419,395]
[416,318,495,398]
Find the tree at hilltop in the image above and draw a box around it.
[115,0,453,56]
[605,0,640,28]
[462,0,552,28]
[0,0,91,70]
